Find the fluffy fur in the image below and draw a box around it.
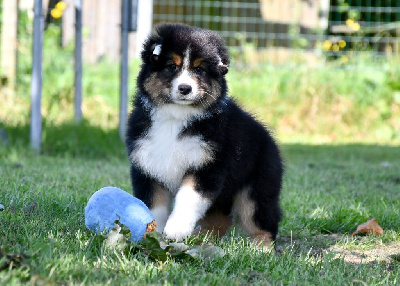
[126,23,283,249]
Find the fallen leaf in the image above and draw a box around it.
[169,242,190,254]
[104,221,129,250]
[88,221,223,262]
[351,218,384,236]
[186,244,225,260]
[139,234,169,262]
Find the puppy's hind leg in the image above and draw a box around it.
[233,188,281,251]
[195,209,233,238]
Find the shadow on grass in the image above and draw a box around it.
[1,120,399,161]
[0,120,126,160]
[282,143,400,165]
[276,233,400,270]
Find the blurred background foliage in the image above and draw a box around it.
[0,1,399,160]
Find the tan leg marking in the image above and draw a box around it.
[150,183,172,232]
[152,183,171,207]
[233,189,274,250]
[195,211,233,237]
[181,174,196,189]
[253,232,274,251]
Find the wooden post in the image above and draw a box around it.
[0,0,18,90]
[319,0,330,30]
[74,0,83,122]
[30,0,44,151]
[135,0,153,58]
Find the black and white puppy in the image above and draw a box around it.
[126,23,283,249]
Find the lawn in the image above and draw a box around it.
[1,126,399,284]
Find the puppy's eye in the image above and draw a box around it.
[167,64,178,72]
[194,67,204,74]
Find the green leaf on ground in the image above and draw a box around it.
[98,221,225,262]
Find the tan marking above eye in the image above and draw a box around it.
[193,58,204,68]
[172,53,182,66]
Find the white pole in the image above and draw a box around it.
[319,0,330,30]
[135,0,153,58]
[30,0,44,151]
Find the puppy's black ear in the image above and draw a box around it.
[218,64,229,75]
[150,44,162,63]
[141,32,163,65]
[217,56,229,75]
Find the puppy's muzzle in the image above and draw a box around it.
[178,84,192,96]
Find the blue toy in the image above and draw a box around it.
[85,186,157,242]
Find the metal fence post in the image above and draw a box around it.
[30,0,44,151]
[119,0,129,141]
[74,0,83,122]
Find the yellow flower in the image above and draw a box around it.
[55,1,67,11]
[340,55,349,63]
[332,44,339,52]
[323,40,332,51]
[352,23,360,32]
[51,8,62,19]
[338,40,346,48]
[346,19,354,26]
[346,19,361,32]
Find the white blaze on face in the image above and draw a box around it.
[171,48,198,104]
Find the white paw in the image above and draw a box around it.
[163,217,194,241]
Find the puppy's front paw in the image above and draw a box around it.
[163,217,194,241]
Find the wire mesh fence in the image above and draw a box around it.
[2,3,121,102]
[1,0,400,99]
[153,0,400,66]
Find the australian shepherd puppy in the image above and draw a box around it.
[126,23,283,249]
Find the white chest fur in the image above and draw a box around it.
[130,105,213,192]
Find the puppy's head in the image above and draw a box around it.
[137,23,229,108]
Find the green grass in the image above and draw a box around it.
[227,64,400,143]
[1,131,399,284]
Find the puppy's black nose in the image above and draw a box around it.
[178,84,192,95]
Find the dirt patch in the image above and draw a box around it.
[328,241,400,264]
[276,234,400,265]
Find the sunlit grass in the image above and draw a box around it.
[3,59,399,144]
[1,142,399,284]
